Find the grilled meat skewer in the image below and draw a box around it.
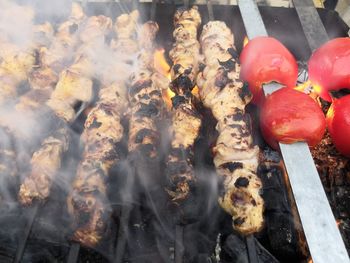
[165,6,202,202]
[197,21,264,235]
[39,3,86,74]
[18,7,114,207]
[19,128,69,205]
[128,21,164,163]
[67,11,139,247]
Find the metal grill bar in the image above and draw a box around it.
[150,0,157,21]
[13,205,39,263]
[237,0,267,37]
[207,0,214,21]
[292,0,329,52]
[174,225,184,263]
[238,1,350,263]
[246,236,259,263]
[67,243,80,263]
[114,205,132,263]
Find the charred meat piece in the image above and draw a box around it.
[39,3,86,73]
[18,128,69,206]
[17,4,98,208]
[67,11,139,247]
[197,21,264,235]
[165,6,202,202]
[46,66,93,123]
[128,22,164,161]
[68,82,127,247]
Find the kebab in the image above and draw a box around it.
[16,65,65,206]
[0,41,35,104]
[18,9,115,206]
[0,18,57,203]
[196,21,264,235]
[39,3,86,74]
[128,21,170,185]
[67,10,139,247]
[165,6,202,202]
[0,4,36,103]
[46,12,113,122]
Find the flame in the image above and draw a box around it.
[312,84,323,96]
[294,80,311,93]
[154,48,170,76]
[308,259,313,263]
[153,48,200,109]
[327,103,335,120]
[294,80,322,105]
[154,48,174,109]
[163,72,175,109]
[243,36,249,48]
[192,85,199,98]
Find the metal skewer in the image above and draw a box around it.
[67,243,80,263]
[292,0,329,52]
[238,1,349,263]
[207,0,214,21]
[13,204,39,263]
[174,225,184,263]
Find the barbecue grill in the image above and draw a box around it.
[0,1,349,263]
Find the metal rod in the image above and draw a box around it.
[114,205,132,263]
[246,235,259,263]
[72,101,89,124]
[279,142,349,263]
[13,204,39,263]
[183,0,189,9]
[207,0,214,21]
[150,0,157,21]
[238,1,349,263]
[67,243,80,263]
[238,0,267,38]
[292,0,329,52]
[174,225,184,263]
[131,0,138,11]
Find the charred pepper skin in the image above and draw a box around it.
[165,6,202,203]
[197,21,264,235]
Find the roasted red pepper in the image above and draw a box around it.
[260,87,326,149]
[326,95,350,157]
[308,37,350,102]
[240,36,298,105]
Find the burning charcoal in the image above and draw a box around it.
[259,149,306,261]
